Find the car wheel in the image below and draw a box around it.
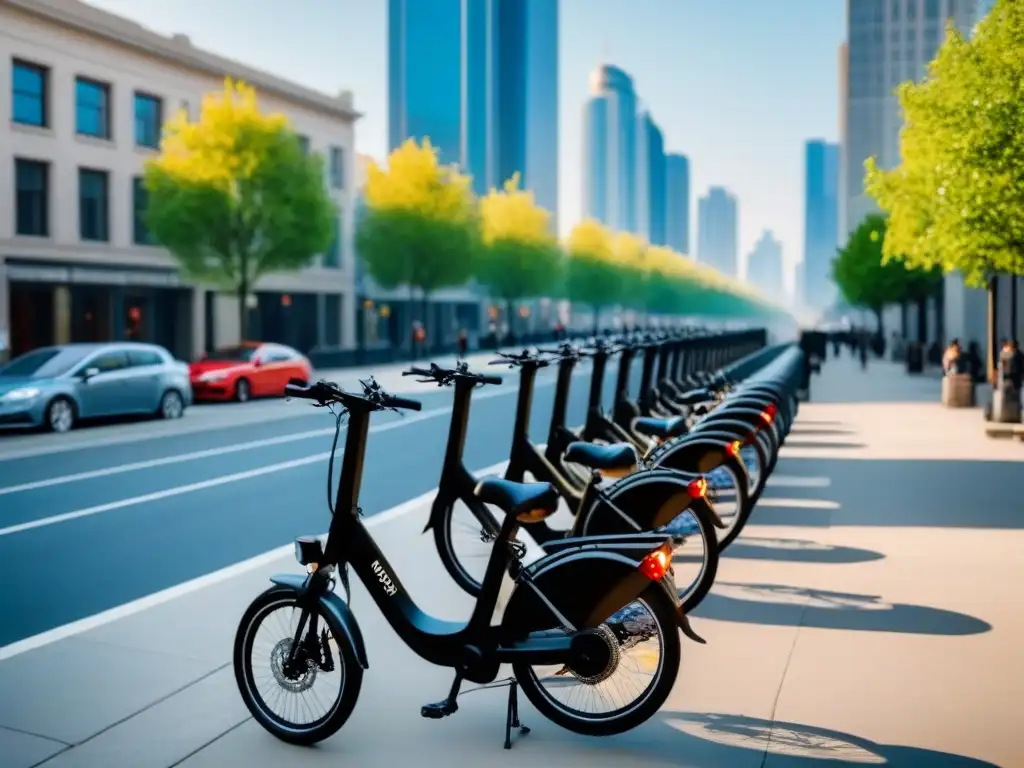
[159,390,185,420]
[45,397,76,433]
[235,378,251,403]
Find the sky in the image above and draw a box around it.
[85,0,845,291]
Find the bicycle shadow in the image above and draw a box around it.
[787,427,858,437]
[621,712,1002,767]
[782,440,868,450]
[692,582,991,636]
[724,537,884,564]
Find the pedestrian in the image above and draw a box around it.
[942,338,961,375]
[966,340,983,382]
[457,328,468,359]
[858,332,868,370]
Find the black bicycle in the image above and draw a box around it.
[233,376,687,749]
[415,356,722,616]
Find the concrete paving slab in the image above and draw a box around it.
[0,638,215,745]
[37,666,248,768]
[0,726,67,768]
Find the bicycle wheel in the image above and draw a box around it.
[433,497,502,596]
[659,493,720,612]
[234,586,363,746]
[513,584,681,737]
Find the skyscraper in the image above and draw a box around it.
[388,0,558,219]
[803,140,840,311]
[495,0,559,226]
[583,65,638,232]
[665,154,691,254]
[842,0,977,235]
[697,187,738,278]
[636,112,666,245]
[746,231,785,300]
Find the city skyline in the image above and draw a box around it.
[81,0,846,297]
[746,230,785,300]
[803,139,840,312]
[697,187,739,278]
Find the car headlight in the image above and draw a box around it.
[1,387,40,401]
[198,371,228,382]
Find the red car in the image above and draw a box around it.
[189,342,312,403]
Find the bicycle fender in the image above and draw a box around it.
[501,549,665,638]
[270,573,369,670]
[649,436,732,474]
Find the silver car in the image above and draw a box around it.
[0,343,193,433]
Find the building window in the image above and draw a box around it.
[134,92,162,148]
[133,176,156,245]
[297,134,310,155]
[12,60,48,127]
[324,215,341,268]
[75,77,111,139]
[892,0,901,21]
[329,146,345,189]
[15,159,49,236]
[79,168,110,242]
[925,0,941,19]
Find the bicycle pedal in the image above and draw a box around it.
[420,699,458,719]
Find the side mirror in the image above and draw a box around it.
[80,367,100,381]
[252,357,262,368]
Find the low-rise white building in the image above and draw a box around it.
[0,0,359,362]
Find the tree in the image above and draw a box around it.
[357,139,477,345]
[476,175,561,338]
[832,214,909,334]
[865,2,1024,363]
[610,232,649,314]
[144,79,334,341]
[564,220,620,333]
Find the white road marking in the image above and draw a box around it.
[0,459,511,662]
[0,407,509,537]
[755,497,840,510]
[0,383,529,494]
[764,475,832,488]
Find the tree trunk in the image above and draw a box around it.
[987,275,999,384]
[237,280,249,343]
[505,300,516,346]
[916,297,928,344]
[899,300,908,339]
[1010,276,1019,344]
[873,307,885,338]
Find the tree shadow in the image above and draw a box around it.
[783,440,868,450]
[724,537,884,564]
[692,582,991,636]
[642,712,1002,767]
[788,427,858,437]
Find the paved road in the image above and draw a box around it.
[0,354,636,647]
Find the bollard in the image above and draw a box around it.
[941,372,975,408]
[989,342,1022,423]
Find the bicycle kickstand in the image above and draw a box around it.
[504,679,531,749]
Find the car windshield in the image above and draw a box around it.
[209,346,257,362]
[0,347,92,378]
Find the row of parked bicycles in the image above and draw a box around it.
[231,327,806,750]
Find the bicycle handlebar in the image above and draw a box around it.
[401,363,503,387]
[284,378,422,411]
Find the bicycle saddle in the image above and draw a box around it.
[564,442,638,473]
[633,415,688,440]
[474,478,559,521]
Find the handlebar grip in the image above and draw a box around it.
[385,395,422,411]
[480,374,503,385]
[403,367,433,377]
[285,382,314,398]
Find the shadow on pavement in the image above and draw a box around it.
[787,427,858,437]
[762,456,1024,529]
[644,712,1000,767]
[692,583,991,636]
[782,440,868,450]
[794,419,851,428]
[724,537,884,564]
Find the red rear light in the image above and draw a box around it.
[743,431,759,445]
[760,402,778,425]
[687,477,707,498]
[639,543,672,581]
[725,440,741,457]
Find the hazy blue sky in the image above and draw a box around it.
[86,0,845,288]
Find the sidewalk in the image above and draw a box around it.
[2,356,1022,767]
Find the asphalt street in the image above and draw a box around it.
[0,357,638,647]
